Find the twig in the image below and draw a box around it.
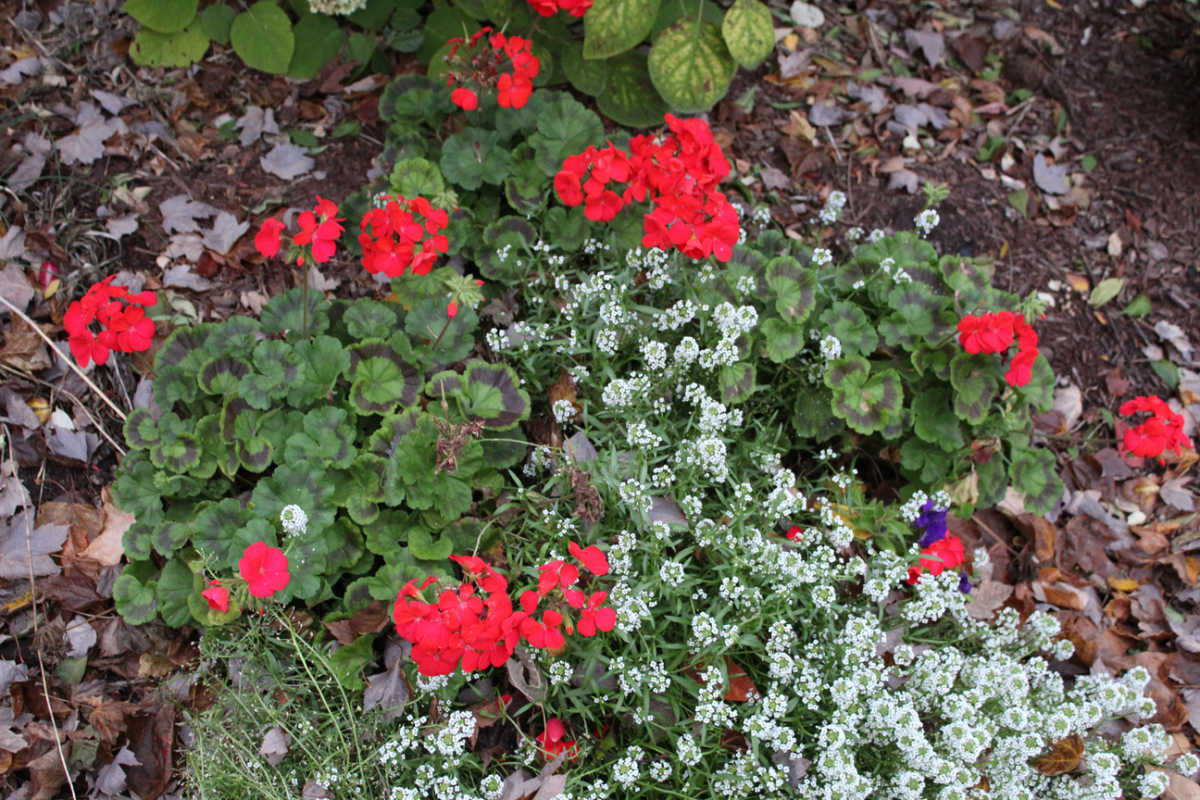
[0,363,126,456]
[0,295,127,422]
[823,126,842,164]
[4,424,79,800]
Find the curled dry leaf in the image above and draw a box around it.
[1030,734,1083,776]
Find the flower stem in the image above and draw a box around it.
[0,294,127,421]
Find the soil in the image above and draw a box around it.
[2,0,1199,795]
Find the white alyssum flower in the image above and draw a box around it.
[280,504,308,536]
[915,208,941,235]
[309,0,367,14]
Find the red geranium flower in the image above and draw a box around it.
[568,541,609,576]
[1119,395,1192,461]
[238,541,290,598]
[201,580,229,613]
[451,87,478,111]
[254,218,285,258]
[293,196,344,264]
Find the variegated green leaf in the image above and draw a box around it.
[596,51,670,127]
[721,0,774,68]
[583,0,661,59]
[648,21,735,113]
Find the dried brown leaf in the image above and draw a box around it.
[1030,734,1083,776]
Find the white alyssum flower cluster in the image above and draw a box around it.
[308,0,367,14]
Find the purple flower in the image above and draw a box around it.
[914,499,948,547]
[958,573,972,593]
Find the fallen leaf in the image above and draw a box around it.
[200,211,250,255]
[904,29,945,67]
[1030,734,1083,775]
[94,745,140,796]
[260,144,315,180]
[57,118,125,165]
[235,106,280,147]
[159,194,217,235]
[362,659,410,722]
[965,579,1013,620]
[259,725,291,766]
[1160,476,1195,511]
[808,101,849,126]
[1166,773,1200,800]
[1089,277,1125,308]
[106,214,139,239]
[845,81,888,113]
[887,169,920,193]
[81,490,133,567]
[760,166,791,191]
[0,511,67,579]
[0,262,36,310]
[64,618,97,658]
[1108,576,1139,592]
[788,1,824,27]
[163,263,215,291]
[1155,320,1195,363]
[0,226,29,263]
[1033,153,1070,194]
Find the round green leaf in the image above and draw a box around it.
[231,1,295,75]
[130,22,210,68]
[288,13,344,79]
[596,51,670,128]
[721,0,773,68]
[1010,447,1063,515]
[440,128,512,191]
[760,317,806,363]
[124,0,198,33]
[200,3,237,45]
[648,21,735,113]
[561,40,609,96]
[156,557,199,627]
[389,157,446,201]
[584,0,661,59]
[113,567,158,626]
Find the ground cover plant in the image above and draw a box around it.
[86,93,1194,796]
[4,1,1200,798]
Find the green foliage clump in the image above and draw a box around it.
[110,281,530,627]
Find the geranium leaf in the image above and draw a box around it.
[1010,446,1063,515]
[284,407,356,469]
[260,287,330,341]
[349,340,423,416]
[949,353,998,425]
[528,95,604,178]
[819,302,877,357]
[156,557,199,626]
[289,335,350,407]
[198,356,251,396]
[823,355,870,393]
[460,362,530,430]
[113,565,158,625]
[718,362,756,404]
[440,128,512,191]
[765,255,816,324]
[760,317,806,363]
[832,369,903,435]
[912,388,964,450]
[388,157,446,201]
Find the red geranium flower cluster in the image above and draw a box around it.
[360,195,450,278]
[554,114,741,262]
[200,541,291,615]
[254,196,345,265]
[1119,395,1192,461]
[63,277,157,368]
[957,311,1040,387]
[445,29,540,111]
[392,542,614,676]
[906,534,966,586]
[526,0,591,17]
